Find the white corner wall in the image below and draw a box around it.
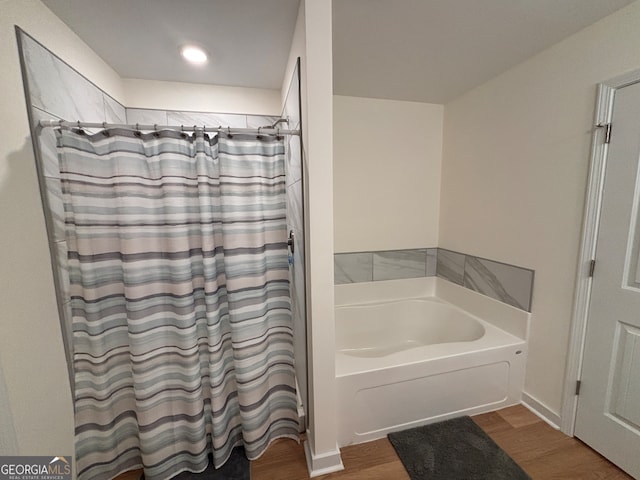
[440,1,640,416]
[0,0,125,458]
[297,0,343,475]
[333,96,443,252]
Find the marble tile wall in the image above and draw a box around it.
[19,30,128,377]
[22,34,118,125]
[282,60,307,417]
[125,108,168,125]
[126,108,279,131]
[336,247,534,312]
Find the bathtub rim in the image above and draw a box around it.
[334,277,530,377]
[336,313,525,377]
[335,277,531,340]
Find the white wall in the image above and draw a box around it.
[281,2,305,110]
[295,0,343,474]
[333,96,443,252]
[440,0,640,416]
[0,0,125,458]
[123,78,280,115]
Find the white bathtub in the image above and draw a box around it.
[335,278,529,447]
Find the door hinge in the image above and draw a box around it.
[588,259,596,277]
[596,123,612,144]
[575,380,582,396]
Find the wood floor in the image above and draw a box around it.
[115,405,633,480]
[251,405,634,480]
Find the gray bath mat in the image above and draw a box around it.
[388,416,531,480]
[141,447,250,480]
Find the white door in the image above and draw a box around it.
[575,81,640,479]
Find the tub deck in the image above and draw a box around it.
[336,297,524,377]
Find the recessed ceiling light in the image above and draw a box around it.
[180,45,208,65]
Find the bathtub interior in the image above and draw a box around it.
[336,299,486,358]
[335,277,531,447]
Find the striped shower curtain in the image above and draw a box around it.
[56,128,299,480]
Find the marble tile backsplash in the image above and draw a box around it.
[336,248,535,312]
[373,249,431,281]
[335,249,437,284]
[437,249,534,312]
[463,256,534,312]
[436,249,465,285]
[335,253,374,284]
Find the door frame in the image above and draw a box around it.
[562,68,640,435]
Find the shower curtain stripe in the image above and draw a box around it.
[57,128,298,480]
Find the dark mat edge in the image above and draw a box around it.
[388,415,531,480]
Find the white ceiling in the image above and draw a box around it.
[41,0,300,90]
[333,0,635,103]
[43,0,635,103]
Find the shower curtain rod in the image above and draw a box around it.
[38,120,301,136]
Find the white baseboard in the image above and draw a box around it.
[522,392,561,429]
[303,439,344,478]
